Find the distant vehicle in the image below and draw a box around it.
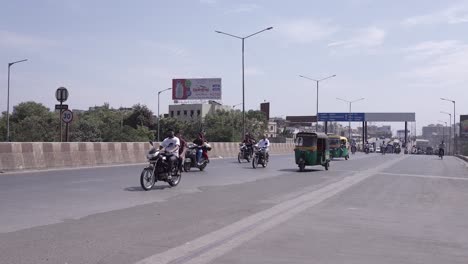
[415,139,429,152]
[426,146,434,155]
[369,145,375,153]
[376,146,381,153]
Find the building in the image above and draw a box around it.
[267,121,277,138]
[168,101,232,121]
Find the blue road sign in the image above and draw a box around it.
[317,113,365,122]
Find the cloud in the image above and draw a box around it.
[402,4,468,26]
[0,30,56,50]
[328,26,385,49]
[199,0,217,4]
[225,3,260,14]
[140,41,189,58]
[278,19,338,44]
[401,40,468,86]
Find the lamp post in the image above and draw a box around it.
[215,27,273,137]
[336,97,365,140]
[157,88,172,142]
[6,59,28,142]
[440,111,452,155]
[441,98,456,154]
[299,74,336,131]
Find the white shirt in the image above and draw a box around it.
[257,138,270,148]
[161,137,180,157]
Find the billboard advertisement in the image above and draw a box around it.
[172,78,221,100]
[461,115,468,138]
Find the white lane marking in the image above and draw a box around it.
[135,156,406,264]
[380,172,468,181]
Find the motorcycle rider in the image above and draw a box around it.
[160,130,180,178]
[257,134,270,161]
[243,133,256,156]
[438,140,446,157]
[193,132,208,165]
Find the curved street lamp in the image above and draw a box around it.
[6,59,28,142]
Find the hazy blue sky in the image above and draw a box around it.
[1,0,467,132]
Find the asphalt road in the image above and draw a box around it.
[1,153,468,264]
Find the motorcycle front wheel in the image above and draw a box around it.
[140,167,156,191]
[252,156,258,169]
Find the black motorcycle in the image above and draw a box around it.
[252,146,268,169]
[183,143,211,172]
[351,145,357,155]
[140,141,181,191]
[438,148,444,160]
[364,145,370,154]
[238,143,253,163]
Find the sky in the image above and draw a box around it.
[1,0,467,134]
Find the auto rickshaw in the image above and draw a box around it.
[294,132,330,171]
[328,135,350,160]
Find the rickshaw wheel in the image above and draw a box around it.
[324,162,329,170]
[345,155,349,160]
[298,160,305,172]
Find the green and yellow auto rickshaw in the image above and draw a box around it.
[328,134,350,160]
[294,132,330,171]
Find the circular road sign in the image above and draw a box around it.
[55,87,69,102]
[61,109,73,123]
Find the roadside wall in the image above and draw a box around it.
[0,142,294,172]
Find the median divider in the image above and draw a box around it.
[0,142,295,172]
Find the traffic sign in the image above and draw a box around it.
[318,113,365,122]
[61,109,73,123]
[55,104,69,110]
[55,87,69,102]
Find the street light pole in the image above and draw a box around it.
[157,88,171,142]
[441,98,456,154]
[299,75,336,131]
[215,27,273,137]
[337,97,365,140]
[6,59,28,142]
[441,111,452,154]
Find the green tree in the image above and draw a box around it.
[8,102,59,142]
[124,104,155,129]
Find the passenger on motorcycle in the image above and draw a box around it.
[438,141,446,156]
[176,131,187,171]
[193,132,208,165]
[160,130,180,178]
[257,135,270,161]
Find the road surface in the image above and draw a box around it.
[1,153,468,264]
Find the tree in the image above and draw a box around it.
[124,104,155,129]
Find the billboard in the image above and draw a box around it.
[172,78,221,100]
[461,115,468,138]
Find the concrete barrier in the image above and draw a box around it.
[0,142,295,172]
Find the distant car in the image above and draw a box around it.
[426,147,433,155]
[369,145,375,153]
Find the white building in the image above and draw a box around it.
[267,121,277,138]
[168,101,232,121]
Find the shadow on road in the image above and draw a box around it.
[277,168,323,173]
[124,185,172,192]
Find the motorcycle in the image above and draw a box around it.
[438,149,444,160]
[140,141,182,191]
[183,143,211,172]
[238,143,253,163]
[351,145,357,155]
[364,145,370,154]
[252,146,268,169]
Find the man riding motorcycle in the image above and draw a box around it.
[193,132,209,165]
[438,141,446,157]
[242,133,256,156]
[257,135,270,161]
[160,130,180,179]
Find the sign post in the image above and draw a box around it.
[61,109,73,142]
[55,87,69,142]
